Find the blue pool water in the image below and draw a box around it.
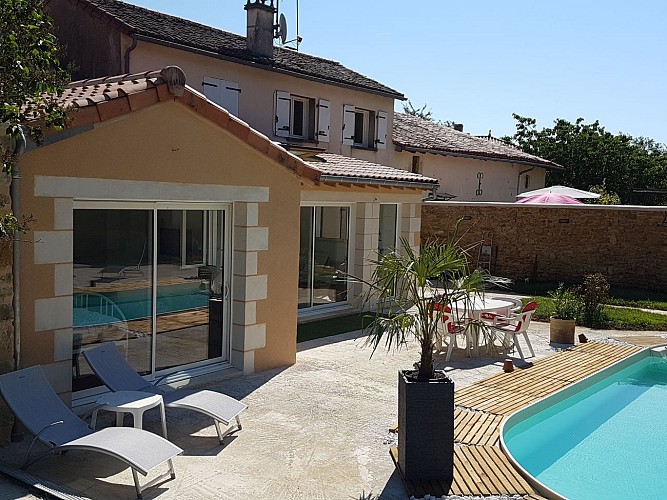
[74,283,208,326]
[503,355,667,499]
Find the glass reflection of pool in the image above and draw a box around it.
[502,350,667,499]
[74,283,208,326]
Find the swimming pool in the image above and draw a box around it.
[502,348,667,499]
[74,283,208,326]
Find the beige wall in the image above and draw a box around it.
[19,101,303,395]
[422,202,667,290]
[127,40,396,166]
[392,151,547,202]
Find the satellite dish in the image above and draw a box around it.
[277,13,287,44]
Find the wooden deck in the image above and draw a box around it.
[393,340,646,498]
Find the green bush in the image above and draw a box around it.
[575,273,610,328]
[548,283,581,320]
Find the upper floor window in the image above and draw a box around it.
[342,105,387,149]
[202,76,240,117]
[275,91,330,142]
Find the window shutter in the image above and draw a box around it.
[275,90,291,137]
[342,104,355,146]
[317,99,330,143]
[203,76,240,117]
[375,110,388,150]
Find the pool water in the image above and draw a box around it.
[74,283,208,326]
[503,356,667,499]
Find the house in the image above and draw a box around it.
[46,0,561,204]
[16,66,435,404]
[391,113,563,202]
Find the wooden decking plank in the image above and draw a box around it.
[457,446,489,495]
[472,445,526,494]
[465,446,504,494]
[486,446,535,493]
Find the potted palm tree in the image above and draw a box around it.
[355,223,501,482]
[548,283,580,344]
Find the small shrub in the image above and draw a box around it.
[548,283,581,320]
[576,273,610,327]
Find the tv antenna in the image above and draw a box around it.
[274,0,302,51]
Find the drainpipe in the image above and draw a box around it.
[516,166,534,197]
[124,33,138,73]
[10,127,26,372]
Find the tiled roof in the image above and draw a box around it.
[393,113,563,170]
[304,153,438,188]
[69,0,404,99]
[40,67,427,190]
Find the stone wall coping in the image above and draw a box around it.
[425,201,667,212]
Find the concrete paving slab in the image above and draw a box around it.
[1,321,665,499]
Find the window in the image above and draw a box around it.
[342,105,387,149]
[299,205,350,309]
[275,91,329,142]
[525,174,531,189]
[202,76,240,116]
[411,155,421,174]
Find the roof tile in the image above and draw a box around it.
[393,113,562,169]
[73,0,404,99]
[304,153,438,186]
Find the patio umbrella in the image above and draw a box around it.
[516,185,600,199]
[516,193,583,204]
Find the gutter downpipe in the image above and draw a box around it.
[516,166,534,198]
[124,33,138,73]
[10,128,26,372]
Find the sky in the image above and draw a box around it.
[126,0,667,145]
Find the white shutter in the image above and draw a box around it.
[203,76,240,117]
[375,110,388,150]
[342,104,355,146]
[221,80,240,117]
[275,90,291,138]
[316,99,330,143]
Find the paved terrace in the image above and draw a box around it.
[1,321,665,500]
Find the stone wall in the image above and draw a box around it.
[0,172,14,446]
[422,202,667,290]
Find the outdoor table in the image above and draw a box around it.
[451,297,518,356]
[91,390,168,438]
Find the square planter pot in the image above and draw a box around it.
[549,317,576,344]
[398,369,454,481]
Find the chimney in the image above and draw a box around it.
[245,0,276,58]
[453,123,464,132]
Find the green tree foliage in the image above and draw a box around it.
[1,0,70,172]
[504,114,667,205]
[1,0,70,239]
[402,100,455,128]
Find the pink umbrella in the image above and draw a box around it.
[516,193,583,204]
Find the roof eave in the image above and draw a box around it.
[318,175,438,190]
[394,144,564,170]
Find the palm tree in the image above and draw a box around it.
[360,222,503,381]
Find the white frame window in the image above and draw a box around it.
[275,91,326,142]
[343,105,386,149]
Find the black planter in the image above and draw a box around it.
[398,369,454,481]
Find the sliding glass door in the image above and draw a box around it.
[73,203,230,393]
[299,205,351,309]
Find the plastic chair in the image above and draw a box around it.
[490,301,538,360]
[432,303,472,362]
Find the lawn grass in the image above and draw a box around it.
[525,296,667,331]
[297,313,371,343]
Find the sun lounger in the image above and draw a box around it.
[0,365,182,499]
[83,343,247,443]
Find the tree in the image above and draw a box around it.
[1,0,70,238]
[503,114,667,205]
[402,100,456,128]
[1,0,69,171]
